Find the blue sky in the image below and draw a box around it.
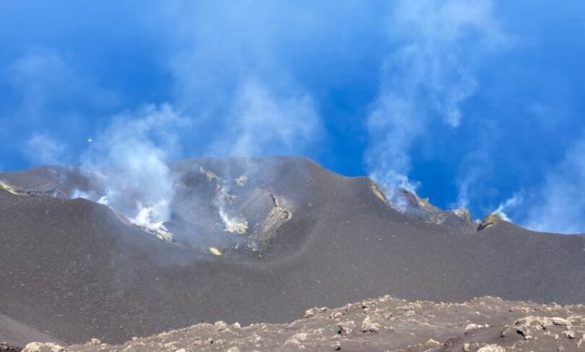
[1,1,585,233]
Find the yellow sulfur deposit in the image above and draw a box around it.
[225,220,248,235]
[478,212,505,231]
[200,166,221,183]
[235,175,248,187]
[0,181,20,195]
[208,247,223,256]
[370,183,387,204]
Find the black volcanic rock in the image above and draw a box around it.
[395,187,477,232]
[0,342,21,352]
[0,157,584,345]
[478,212,506,231]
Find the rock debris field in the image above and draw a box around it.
[14,295,585,352]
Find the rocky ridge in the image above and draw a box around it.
[17,295,585,352]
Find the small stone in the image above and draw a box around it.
[304,308,316,318]
[304,307,327,318]
[361,315,380,333]
[227,348,240,352]
[284,332,308,346]
[337,320,356,336]
[89,338,101,346]
[215,320,228,331]
[424,339,441,348]
[465,323,489,333]
[577,334,585,348]
[552,317,570,326]
[175,349,186,352]
[477,344,506,352]
[463,343,471,352]
[330,311,344,320]
[249,333,262,343]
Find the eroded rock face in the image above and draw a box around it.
[478,212,506,231]
[63,295,585,352]
[171,160,298,255]
[373,185,514,234]
[0,159,299,257]
[377,186,477,231]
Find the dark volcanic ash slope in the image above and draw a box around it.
[1,157,584,345]
[0,313,61,348]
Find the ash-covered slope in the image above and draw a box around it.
[0,313,61,348]
[1,157,584,345]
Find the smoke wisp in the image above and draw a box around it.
[365,0,503,210]
[209,79,322,158]
[522,134,585,234]
[25,134,67,166]
[493,193,523,222]
[78,104,187,240]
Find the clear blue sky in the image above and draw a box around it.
[1,1,585,233]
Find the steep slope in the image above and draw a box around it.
[0,157,584,345]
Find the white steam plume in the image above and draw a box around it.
[365,0,503,209]
[493,193,523,222]
[454,132,492,209]
[161,1,327,245]
[9,52,78,123]
[79,104,186,240]
[25,134,67,165]
[522,135,585,234]
[205,79,322,241]
[209,79,322,157]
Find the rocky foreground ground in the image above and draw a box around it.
[10,295,585,352]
